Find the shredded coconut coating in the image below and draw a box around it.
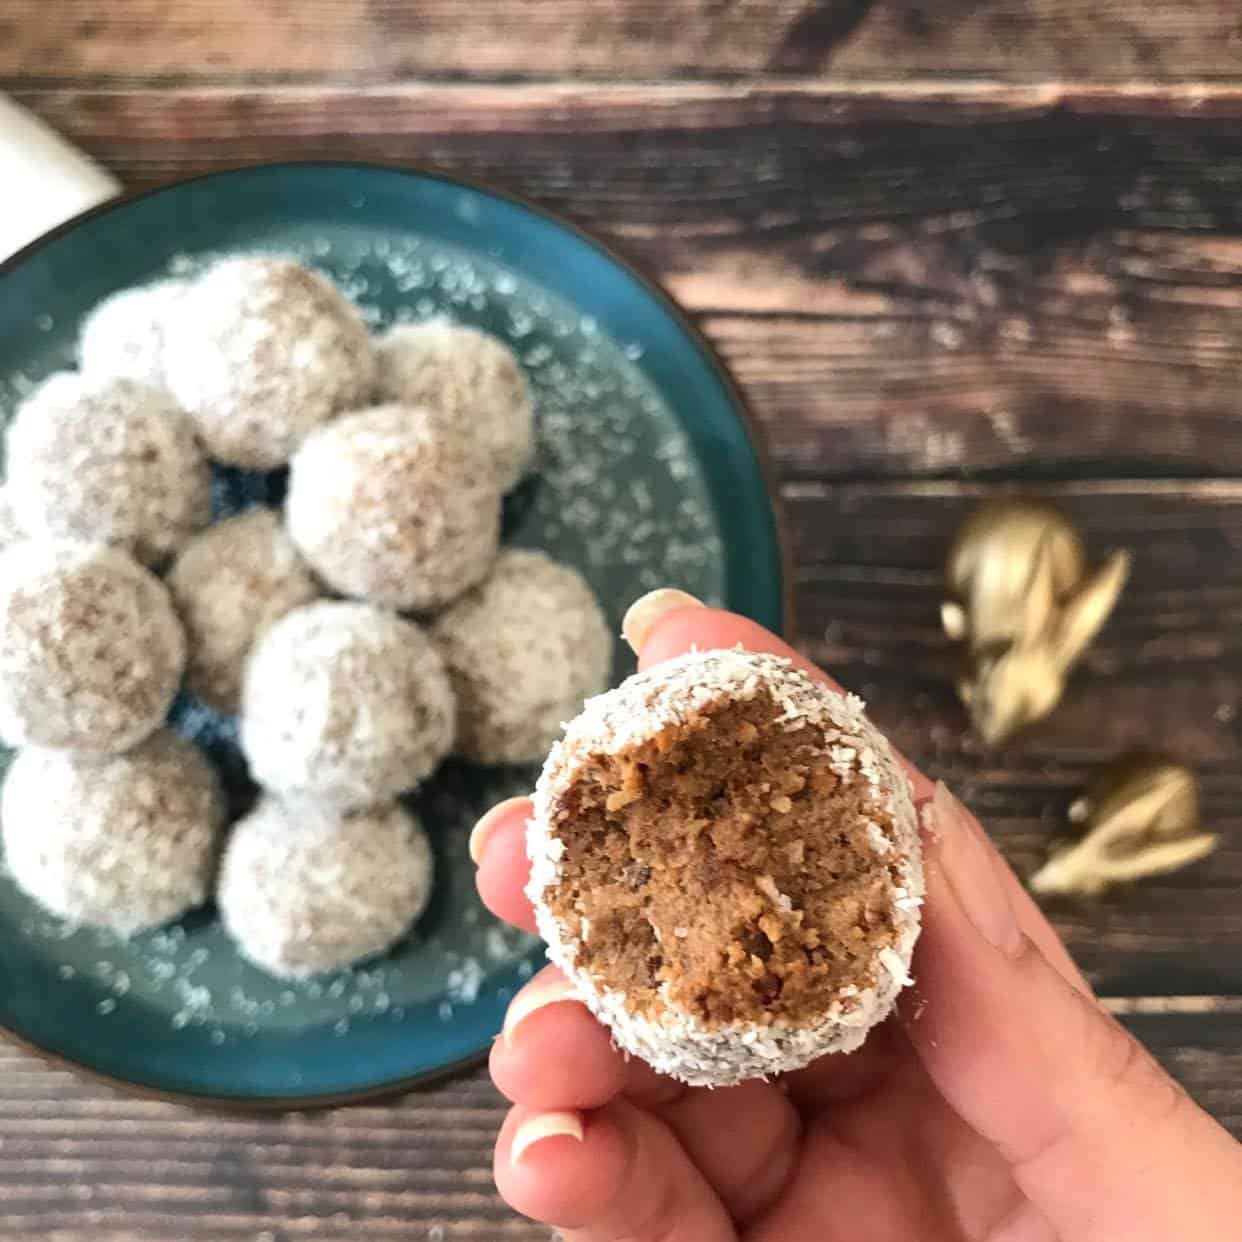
[162,256,376,469]
[0,487,26,555]
[167,507,319,713]
[430,549,611,764]
[78,279,189,387]
[6,373,212,567]
[240,601,455,811]
[217,796,434,979]
[0,541,186,753]
[528,648,924,1087]
[286,404,502,611]
[1,731,224,935]
[375,319,535,492]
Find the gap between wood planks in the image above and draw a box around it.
[11,78,1242,116]
[1105,996,1242,1014]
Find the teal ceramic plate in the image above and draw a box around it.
[0,162,785,1107]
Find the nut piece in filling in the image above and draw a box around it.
[527,648,923,1087]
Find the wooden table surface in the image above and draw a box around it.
[5,4,1242,1238]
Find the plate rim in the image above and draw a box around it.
[0,157,794,1111]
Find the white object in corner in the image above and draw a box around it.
[0,94,120,263]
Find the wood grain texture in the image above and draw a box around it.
[17,85,1242,479]
[3,1,1242,83]
[0,1008,1237,1242]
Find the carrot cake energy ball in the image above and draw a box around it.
[240,601,454,810]
[218,797,434,978]
[528,648,923,1087]
[78,278,188,387]
[375,319,535,491]
[6,373,212,567]
[1,731,224,935]
[286,405,501,611]
[167,507,319,713]
[162,256,375,469]
[0,541,185,753]
[430,549,611,765]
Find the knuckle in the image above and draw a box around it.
[617,1179,685,1242]
[727,1106,801,1223]
[1091,1012,1191,1127]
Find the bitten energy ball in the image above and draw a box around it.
[78,279,189,387]
[528,648,923,1087]
[431,549,611,764]
[375,319,535,491]
[240,601,454,810]
[217,797,434,978]
[163,256,375,469]
[1,731,224,935]
[6,373,212,567]
[0,541,186,752]
[286,405,501,611]
[168,507,319,712]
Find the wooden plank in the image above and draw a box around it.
[16,86,1242,478]
[0,1059,533,1239]
[1120,1012,1242,1137]
[781,479,1242,991]
[4,2,1242,83]
[0,1007,1237,1240]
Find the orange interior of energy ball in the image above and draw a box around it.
[545,690,904,1028]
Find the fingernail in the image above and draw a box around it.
[510,1111,584,1164]
[469,796,529,865]
[503,977,581,1045]
[621,588,704,653]
[930,781,1023,956]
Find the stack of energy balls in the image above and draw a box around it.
[0,255,610,980]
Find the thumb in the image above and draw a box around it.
[905,782,1242,1240]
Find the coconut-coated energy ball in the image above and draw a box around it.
[375,319,535,491]
[162,256,375,469]
[167,507,319,713]
[0,541,186,752]
[286,405,501,611]
[217,796,434,978]
[1,731,224,935]
[240,601,454,810]
[529,648,923,1088]
[430,549,611,765]
[6,373,212,567]
[78,279,189,387]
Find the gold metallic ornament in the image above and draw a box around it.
[1031,754,1217,897]
[942,500,1131,743]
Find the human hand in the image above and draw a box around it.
[472,591,1242,1241]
